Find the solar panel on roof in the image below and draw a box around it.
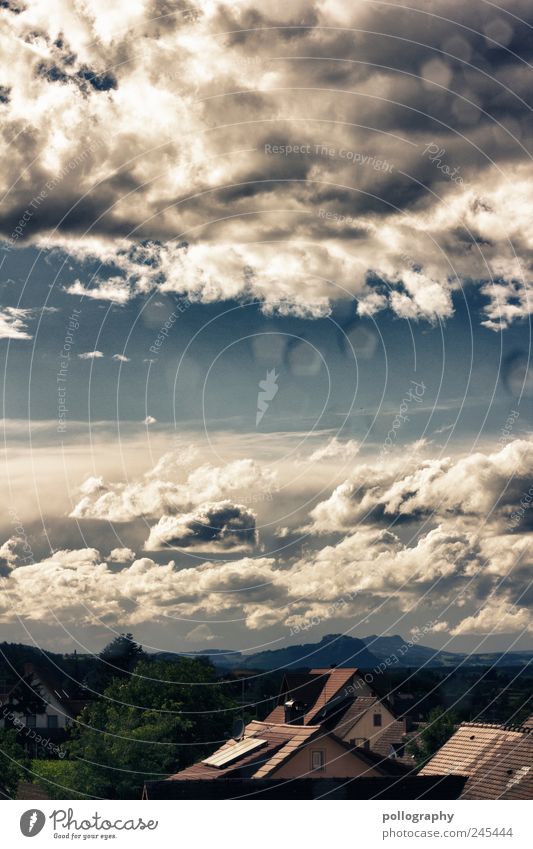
[202,737,267,768]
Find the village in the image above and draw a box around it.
[1,639,531,801]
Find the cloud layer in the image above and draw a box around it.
[0,1,532,327]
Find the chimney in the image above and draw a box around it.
[284,699,305,725]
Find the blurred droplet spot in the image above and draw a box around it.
[484,18,514,47]
[341,322,378,359]
[421,58,453,90]
[442,35,472,63]
[251,333,286,366]
[502,351,533,398]
[285,336,324,376]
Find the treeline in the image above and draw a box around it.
[1,635,240,799]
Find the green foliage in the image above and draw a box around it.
[86,633,145,692]
[31,759,86,800]
[0,729,30,796]
[67,657,236,799]
[408,706,456,766]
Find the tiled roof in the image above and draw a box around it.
[306,668,357,722]
[420,723,533,800]
[263,667,358,725]
[369,720,409,756]
[167,721,320,781]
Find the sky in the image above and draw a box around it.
[0,0,532,656]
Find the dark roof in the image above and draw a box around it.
[420,723,533,800]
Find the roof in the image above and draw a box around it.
[166,718,410,784]
[327,695,381,734]
[167,721,320,781]
[306,668,357,722]
[420,723,533,800]
[264,667,358,725]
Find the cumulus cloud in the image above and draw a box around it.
[107,547,135,563]
[144,501,258,552]
[0,516,529,633]
[70,454,276,523]
[306,440,533,533]
[143,415,157,425]
[449,597,533,635]
[112,353,130,362]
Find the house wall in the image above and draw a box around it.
[340,702,397,746]
[272,736,382,779]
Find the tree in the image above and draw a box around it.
[86,633,145,691]
[0,729,31,796]
[408,706,456,766]
[67,657,237,798]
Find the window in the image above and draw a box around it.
[47,714,58,729]
[26,715,36,728]
[311,750,325,772]
[373,713,382,727]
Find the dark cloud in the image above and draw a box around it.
[145,501,258,551]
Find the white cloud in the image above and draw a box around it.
[78,350,104,360]
[309,437,360,462]
[107,547,136,563]
[185,624,219,643]
[112,353,130,362]
[143,416,157,425]
[0,307,34,340]
[70,455,276,522]
[450,598,533,635]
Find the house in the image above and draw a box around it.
[264,667,414,763]
[149,717,410,791]
[420,722,533,799]
[0,662,90,755]
[145,667,421,799]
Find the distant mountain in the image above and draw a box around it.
[362,635,533,668]
[361,635,460,667]
[198,635,378,671]
[172,634,533,671]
